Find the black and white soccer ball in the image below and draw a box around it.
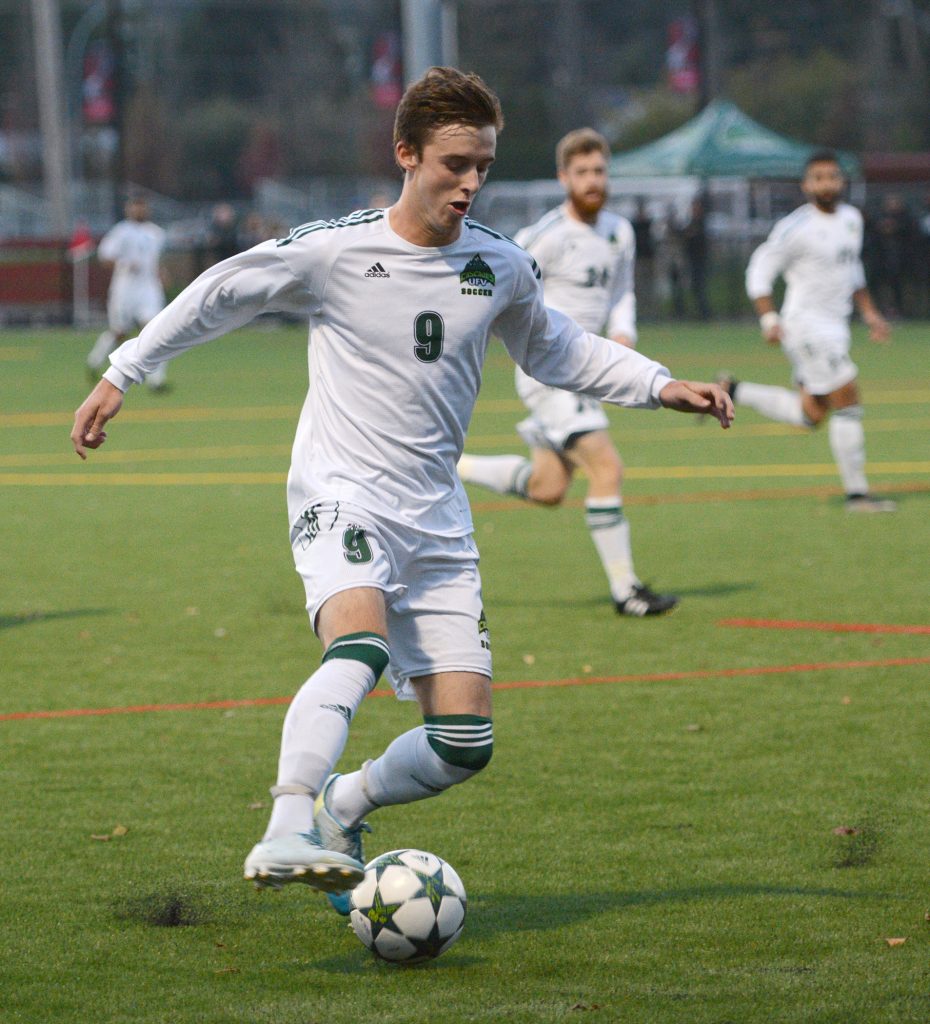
[348,849,467,964]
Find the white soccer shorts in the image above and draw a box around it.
[291,499,491,700]
[782,320,858,396]
[514,366,609,452]
[107,280,166,334]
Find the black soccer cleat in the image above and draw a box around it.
[615,584,679,617]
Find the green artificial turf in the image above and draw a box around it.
[1,321,928,1023]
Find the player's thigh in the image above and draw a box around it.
[826,378,861,410]
[291,501,396,638]
[563,429,623,485]
[411,671,492,718]
[527,447,573,504]
[316,587,388,650]
[385,533,491,702]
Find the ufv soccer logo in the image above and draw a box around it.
[460,253,495,297]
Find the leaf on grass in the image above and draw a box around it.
[570,1004,601,1012]
[112,824,129,837]
[90,834,110,842]
[684,723,703,733]
[247,801,265,811]
[924,910,930,923]
[214,966,240,974]
[582,664,592,674]
[841,695,852,705]
[832,826,859,836]
[885,937,907,947]
[522,653,535,666]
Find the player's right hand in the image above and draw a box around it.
[71,379,125,460]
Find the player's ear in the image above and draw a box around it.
[395,140,419,174]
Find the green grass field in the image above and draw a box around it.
[2,321,928,1023]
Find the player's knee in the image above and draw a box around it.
[425,715,494,774]
[527,477,567,506]
[322,631,390,683]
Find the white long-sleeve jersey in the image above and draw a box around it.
[104,209,672,536]
[746,202,866,327]
[98,219,166,289]
[514,206,637,341]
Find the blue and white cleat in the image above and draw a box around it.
[243,831,364,893]
[313,774,372,915]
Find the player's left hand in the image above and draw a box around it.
[865,314,891,344]
[659,380,734,429]
[71,379,125,459]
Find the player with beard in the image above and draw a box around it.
[458,128,678,615]
[721,150,895,512]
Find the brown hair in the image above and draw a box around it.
[393,66,504,157]
[556,128,610,173]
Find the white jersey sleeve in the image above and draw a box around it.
[493,253,670,409]
[746,217,796,301]
[103,241,312,389]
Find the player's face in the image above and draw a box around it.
[396,123,497,245]
[802,161,844,212]
[126,199,148,221]
[559,150,608,220]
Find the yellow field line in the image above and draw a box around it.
[3,389,928,429]
[2,461,928,487]
[3,416,926,469]
[0,405,299,428]
[0,443,292,468]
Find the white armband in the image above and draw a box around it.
[759,311,781,333]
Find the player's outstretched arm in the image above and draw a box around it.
[71,379,125,460]
[659,380,734,429]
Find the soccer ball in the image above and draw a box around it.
[348,849,466,964]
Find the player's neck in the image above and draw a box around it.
[389,201,462,248]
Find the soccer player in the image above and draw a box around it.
[71,68,733,910]
[86,194,169,391]
[727,150,894,513]
[457,128,677,616]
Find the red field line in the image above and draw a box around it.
[3,655,930,722]
[720,618,930,635]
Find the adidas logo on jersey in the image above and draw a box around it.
[364,262,390,278]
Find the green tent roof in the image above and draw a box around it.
[609,100,860,179]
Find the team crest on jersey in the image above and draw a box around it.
[460,253,495,297]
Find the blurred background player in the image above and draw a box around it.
[458,128,678,616]
[723,150,894,513]
[86,194,169,392]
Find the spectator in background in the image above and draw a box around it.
[631,197,655,316]
[871,193,917,318]
[205,202,240,268]
[655,203,686,317]
[917,194,930,316]
[680,194,711,320]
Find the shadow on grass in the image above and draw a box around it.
[0,608,111,631]
[466,883,885,937]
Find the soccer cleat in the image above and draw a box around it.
[615,583,679,617]
[314,774,371,915]
[845,494,897,514]
[243,831,364,893]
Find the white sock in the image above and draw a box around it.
[585,497,638,601]
[457,453,531,496]
[829,405,869,496]
[735,382,810,427]
[330,726,475,825]
[263,658,375,840]
[87,330,117,370]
